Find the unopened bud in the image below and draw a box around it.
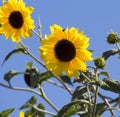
[107,32,119,44]
[94,57,106,69]
[24,68,38,88]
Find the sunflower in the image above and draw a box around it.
[19,111,32,117]
[19,111,25,117]
[0,0,35,42]
[40,24,93,78]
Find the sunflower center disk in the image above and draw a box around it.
[9,11,24,29]
[54,39,76,62]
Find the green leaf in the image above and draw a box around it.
[20,96,37,109]
[25,103,45,117]
[33,103,45,117]
[60,75,73,85]
[24,69,53,88]
[93,78,120,94]
[2,48,25,65]
[4,70,24,83]
[72,86,87,101]
[37,71,53,84]
[0,108,14,117]
[24,110,33,117]
[57,100,89,117]
[96,103,106,116]
[74,71,93,83]
[99,71,110,78]
[102,78,120,93]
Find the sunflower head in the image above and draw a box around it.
[40,24,93,78]
[107,32,120,44]
[0,0,35,42]
[94,57,106,69]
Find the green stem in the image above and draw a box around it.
[115,43,120,50]
[92,86,99,117]
[0,82,42,96]
[19,41,45,68]
[86,83,92,117]
[32,105,56,116]
[92,68,98,117]
[20,41,73,96]
[32,29,42,40]
[115,43,120,56]
[81,72,91,82]
[38,84,59,112]
[55,76,73,95]
[0,82,59,113]
[47,79,68,89]
[98,93,115,116]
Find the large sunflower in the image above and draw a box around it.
[0,0,35,42]
[40,24,93,78]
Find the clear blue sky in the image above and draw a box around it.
[0,0,120,116]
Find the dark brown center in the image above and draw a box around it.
[9,11,23,29]
[54,39,76,62]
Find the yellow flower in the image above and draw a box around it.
[40,24,93,78]
[19,111,32,117]
[19,111,24,117]
[0,0,35,42]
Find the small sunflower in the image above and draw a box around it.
[19,111,24,117]
[0,0,35,42]
[19,111,32,117]
[40,24,93,78]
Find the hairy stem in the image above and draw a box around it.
[0,82,41,96]
[81,72,91,82]
[32,105,56,116]
[86,83,92,117]
[98,93,115,116]
[92,86,99,117]
[20,41,45,68]
[20,41,73,96]
[32,29,42,40]
[55,76,73,95]
[38,84,59,112]
[0,82,59,112]
[92,68,98,117]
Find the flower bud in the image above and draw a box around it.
[24,68,38,88]
[107,32,119,44]
[94,57,106,69]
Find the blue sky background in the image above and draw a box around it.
[0,0,120,116]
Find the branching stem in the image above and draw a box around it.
[38,84,59,112]
[20,41,45,68]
